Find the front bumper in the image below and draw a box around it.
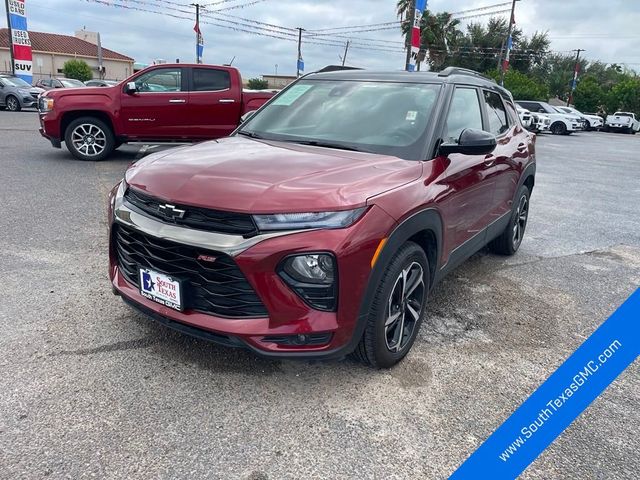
[108,184,396,358]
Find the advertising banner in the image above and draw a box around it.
[7,0,33,83]
[408,0,427,71]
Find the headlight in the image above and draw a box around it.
[279,253,338,311]
[39,96,54,112]
[253,208,365,232]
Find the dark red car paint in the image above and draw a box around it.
[38,64,274,146]
[108,118,535,355]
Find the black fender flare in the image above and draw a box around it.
[516,162,536,200]
[341,208,444,355]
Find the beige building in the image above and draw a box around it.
[261,74,297,89]
[0,28,134,82]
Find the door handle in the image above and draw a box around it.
[516,143,528,153]
[169,99,186,103]
[219,99,236,103]
[484,156,496,167]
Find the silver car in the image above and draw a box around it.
[0,75,44,111]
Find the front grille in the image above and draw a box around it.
[124,187,257,236]
[114,224,268,318]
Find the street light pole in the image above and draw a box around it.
[404,0,416,71]
[296,27,304,77]
[567,49,585,106]
[191,3,204,64]
[499,0,519,86]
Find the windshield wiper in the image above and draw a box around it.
[282,140,364,152]
[237,130,265,139]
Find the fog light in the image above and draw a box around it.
[279,253,338,311]
[283,254,335,284]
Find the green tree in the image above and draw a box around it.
[573,76,605,113]
[62,59,93,82]
[486,69,549,101]
[247,78,268,90]
[607,77,640,115]
[397,3,462,71]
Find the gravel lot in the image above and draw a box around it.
[1,111,638,479]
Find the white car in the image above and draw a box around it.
[517,100,581,135]
[516,105,533,129]
[604,112,640,134]
[557,106,603,130]
[532,113,551,133]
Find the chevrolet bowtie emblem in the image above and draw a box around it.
[158,203,186,220]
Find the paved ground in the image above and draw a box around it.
[1,111,638,479]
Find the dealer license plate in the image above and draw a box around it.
[139,268,183,311]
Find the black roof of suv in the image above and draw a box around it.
[307,67,513,99]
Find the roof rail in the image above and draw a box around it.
[315,65,363,73]
[437,67,494,82]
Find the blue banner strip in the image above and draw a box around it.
[450,288,640,479]
[9,13,28,32]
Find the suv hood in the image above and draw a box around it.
[125,137,422,213]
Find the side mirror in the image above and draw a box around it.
[54,84,62,88]
[124,81,138,94]
[240,110,256,123]
[439,128,497,156]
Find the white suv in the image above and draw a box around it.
[516,101,582,135]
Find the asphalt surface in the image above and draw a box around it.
[1,111,638,479]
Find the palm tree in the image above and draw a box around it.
[397,1,462,71]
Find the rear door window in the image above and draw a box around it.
[192,69,231,92]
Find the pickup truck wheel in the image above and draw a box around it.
[351,242,429,368]
[65,117,115,161]
[489,185,530,256]
[550,122,566,135]
[6,95,21,112]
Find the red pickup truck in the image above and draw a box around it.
[38,64,275,160]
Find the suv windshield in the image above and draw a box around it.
[238,80,441,160]
[60,79,85,88]
[1,76,31,88]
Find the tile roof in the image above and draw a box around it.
[0,29,134,62]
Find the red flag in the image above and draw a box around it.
[194,21,201,35]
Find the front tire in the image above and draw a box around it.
[352,242,429,368]
[489,185,531,256]
[6,95,21,112]
[65,117,115,161]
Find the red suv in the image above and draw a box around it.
[108,67,536,368]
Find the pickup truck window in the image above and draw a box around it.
[614,112,633,117]
[484,91,510,135]
[193,68,230,91]
[239,80,440,160]
[135,68,182,92]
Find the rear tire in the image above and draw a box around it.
[351,242,429,368]
[489,185,531,256]
[64,116,115,161]
[550,121,566,135]
[6,95,20,112]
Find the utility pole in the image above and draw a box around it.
[4,0,16,74]
[296,27,304,77]
[499,0,519,86]
[404,0,416,71]
[341,41,350,66]
[191,3,204,64]
[567,48,585,106]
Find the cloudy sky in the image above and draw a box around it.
[6,0,640,78]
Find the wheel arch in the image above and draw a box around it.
[61,111,115,140]
[343,208,443,355]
